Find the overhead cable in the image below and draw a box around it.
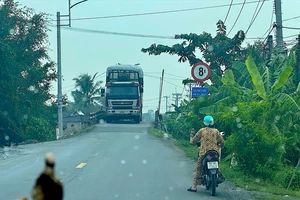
[261,2,275,39]
[227,0,247,36]
[284,34,300,39]
[224,0,234,24]
[283,16,300,22]
[245,0,266,35]
[262,26,275,44]
[50,25,175,39]
[48,0,269,22]
[246,0,261,32]
[282,26,300,30]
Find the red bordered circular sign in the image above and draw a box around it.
[191,62,211,83]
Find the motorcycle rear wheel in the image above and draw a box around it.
[211,174,216,196]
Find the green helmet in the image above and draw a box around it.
[203,115,214,126]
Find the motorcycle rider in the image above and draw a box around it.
[187,115,225,192]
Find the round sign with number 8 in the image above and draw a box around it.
[191,62,211,83]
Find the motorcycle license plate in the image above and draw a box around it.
[207,161,218,169]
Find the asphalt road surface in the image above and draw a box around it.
[0,122,254,200]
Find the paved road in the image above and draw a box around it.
[0,122,254,200]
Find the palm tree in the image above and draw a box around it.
[71,73,103,113]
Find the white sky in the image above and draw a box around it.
[14,0,300,112]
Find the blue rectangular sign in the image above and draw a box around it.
[192,87,209,98]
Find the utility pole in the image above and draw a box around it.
[158,70,165,115]
[57,12,63,139]
[155,70,164,128]
[266,35,273,61]
[182,78,195,101]
[163,96,169,113]
[274,0,284,52]
[172,93,182,107]
[56,0,88,139]
[297,35,300,85]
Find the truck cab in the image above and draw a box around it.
[103,64,143,123]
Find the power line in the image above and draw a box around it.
[144,98,160,102]
[164,79,184,89]
[246,0,261,32]
[224,0,234,24]
[49,25,176,40]
[95,71,106,79]
[261,2,275,39]
[52,84,75,92]
[282,26,300,30]
[245,0,266,35]
[262,26,275,44]
[144,72,184,80]
[245,36,271,40]
[146,71,188,78]
[144,74,184,89]
[165,72,187,79]
[48,0,269,22]
[284,34,299,39]
[283,16,300,22]
[49,20,276,42]
[227,0,247,36]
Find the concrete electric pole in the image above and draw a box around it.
[163,96,169,113]
[274,0,284,52]
[172,93,182,107]
[297,35,300,85]
[56,0,88,139]
[266,35,273,61]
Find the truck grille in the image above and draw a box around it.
[112,106,132,110]
[111,101,133,105]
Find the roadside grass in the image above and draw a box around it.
[253,195,292,200]
[221,162,300,199]
[149,127,165,138]
[149,128,300,199]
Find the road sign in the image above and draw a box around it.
[192,87,209,98]
[191,62,211,83]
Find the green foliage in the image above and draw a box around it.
[141,14,300,188]
[162,52,300,182]
[283,168,300,190]
[149,127,165,138]
[218,101,285,178]
[141,20,245,83]
[245,56,267,100]
[22,117,55,142]
[0,0,57,146]
[71,72,104,114]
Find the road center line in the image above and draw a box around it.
[76,162,87,169]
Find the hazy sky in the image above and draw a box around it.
[14,0,300,112]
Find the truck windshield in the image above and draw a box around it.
[106,86,138,98]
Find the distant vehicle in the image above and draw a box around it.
[101,64,144,123]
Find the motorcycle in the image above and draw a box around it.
[201,150,225,196]
[196,132,225,196]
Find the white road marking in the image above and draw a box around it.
[76,162,87,169]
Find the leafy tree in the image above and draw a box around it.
[142,20,245,84]
[71,73,103,114]
[0,0,57,145]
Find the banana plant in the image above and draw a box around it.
[197,69,254,114]
[245,54,299,110]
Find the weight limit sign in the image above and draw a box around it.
[191,62,211,83]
